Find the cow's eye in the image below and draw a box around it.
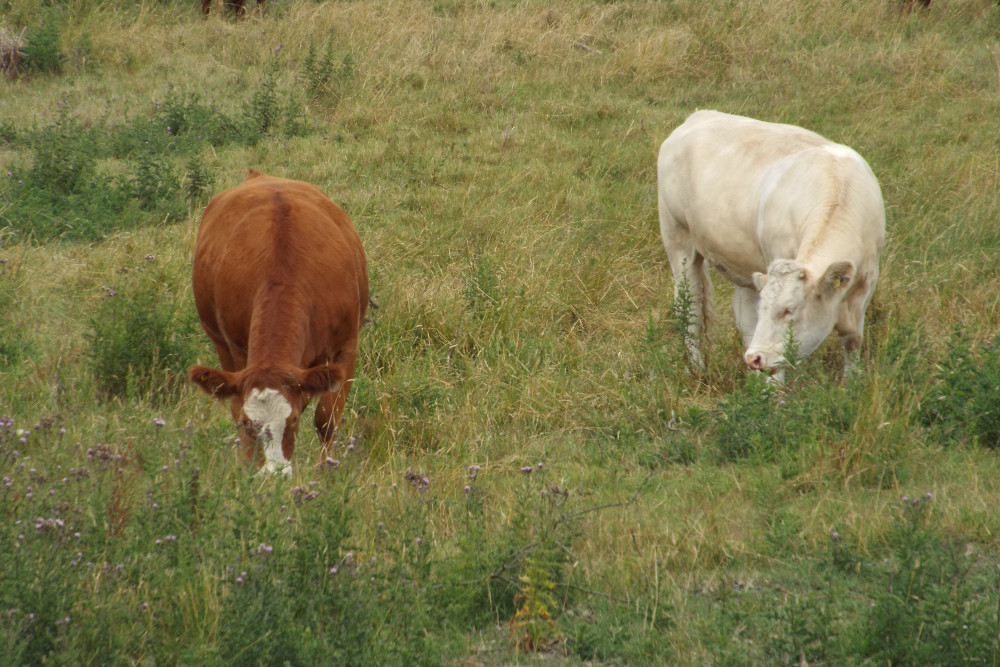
[783,307,796,318]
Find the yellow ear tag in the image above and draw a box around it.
[834,276,842,289]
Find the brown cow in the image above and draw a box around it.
[202,0,265,18]
[189,169,368,475]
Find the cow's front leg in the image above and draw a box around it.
[732,286,759,349]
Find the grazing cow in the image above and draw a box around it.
[657,110,885,381]
[202,0,264,18]
[189,169,368,474]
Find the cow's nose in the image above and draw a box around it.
[745,353,764,371]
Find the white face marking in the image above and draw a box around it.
[244,388,293,473]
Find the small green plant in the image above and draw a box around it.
[778,321,801,381]
[918,325,1000,448]
[859,493,1000,664]
[0,256,30,366]
[183,155,213,205]
[508,472,578,653]
[300,34,356,104]
[86,271,197,403]
[27,105,99,195]
[20,8,62,76]
[132,150,177,212]
[710,372,780,461]
[670,265,702,372]
[243,61,280,139]
[155,91,241,148]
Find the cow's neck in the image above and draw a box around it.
[246,283,308,366]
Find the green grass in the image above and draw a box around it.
[3,0,1000,663]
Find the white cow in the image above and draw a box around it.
[657,110,885,381]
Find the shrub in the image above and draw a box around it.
[20,8,62,75]
[132,150,180,214]
[27,106,99,195]
[156,91,241,149]
[86,273,197,403]
[858,493,1000,664]
[0,256,30,366]
[301,34,356,104]
[183,155,214,206]
[710,372,783,461]
[918,325,1000,448]
[242,62,280,140]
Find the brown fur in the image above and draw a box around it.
[189,169,368,468]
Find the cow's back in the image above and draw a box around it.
[657,110,878,281]
[193,171,368,366]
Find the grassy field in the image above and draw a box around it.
[2,0,1000,663]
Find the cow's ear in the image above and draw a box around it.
[189,365,240,398]
[820,261,854,297]
[297,363,345,396]
[752,272,769,290]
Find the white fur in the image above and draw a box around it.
[244,388,292,474]
[658,110,885,376]
[756,150,806,244]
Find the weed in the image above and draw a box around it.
[85,270,197,403]
[132,150,178,212]
[0,256,30,366]
[709,372,782,461]
[20,8,62,76]
[670,265,700,372]
[156,91,241,148]
[242,61,280,140]
[182,155,213,206]
[860,493,1000,664]
[919,325,1000,448]
[27,105,98,196]
[300,34,355,105]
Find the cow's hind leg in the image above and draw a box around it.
[659,204,712,372]
[662,244,711,372]
[836,285,873,375]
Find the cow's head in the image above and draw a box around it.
[744,259,854,374]
[188,363,345,475]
